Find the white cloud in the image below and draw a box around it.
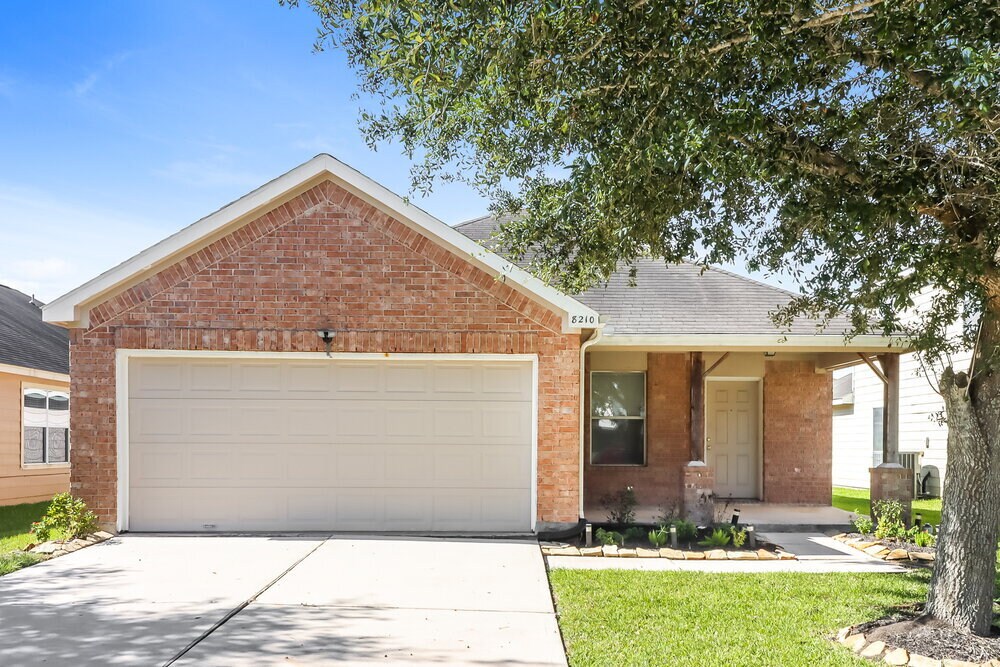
[155,156,264,189]
[71,51,133,98]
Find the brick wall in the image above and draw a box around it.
[762,360,833,504]
[584,353,690,515]
[70,179,581,528]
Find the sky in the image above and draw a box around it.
[0,1,491,302]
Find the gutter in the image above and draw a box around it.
[578,326,604,518]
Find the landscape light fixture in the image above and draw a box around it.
[317,329,335,356]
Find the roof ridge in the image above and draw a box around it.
[452,212,495,228]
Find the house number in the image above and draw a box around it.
[571,314,598,325]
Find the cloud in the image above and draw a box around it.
[155,156,264,189]
[71,51,133,98]
[73,72,100,97]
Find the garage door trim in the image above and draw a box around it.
[114,349,539,533]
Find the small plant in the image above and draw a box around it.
[852,512,874,535]
[31,493,98,543]
[873,499,906,540]
[595,528,624,546]
[908,527,936,548]
[730,527,747,548]
[623,526,645,543]
[698,527,732,548]
[654,503,679,527]
[672,519,699,543]
[648,527,668,548]
[600,486,638,526]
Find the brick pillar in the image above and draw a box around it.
[682,463,715,526]
[870,466,913,525]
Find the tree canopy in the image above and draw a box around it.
[291,0,999,356]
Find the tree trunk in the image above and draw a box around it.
[925,312,1000,636]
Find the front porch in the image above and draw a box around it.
[582,344,905,526]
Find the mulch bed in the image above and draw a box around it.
[851,606,1000,663]
[840,532,936,555]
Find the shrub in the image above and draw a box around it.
[623,526,645,543]
[672,519,699,543]
[852,512,874,534]
[873,499,906,540]
[600,486,638,526]
[698,527,732,548]
[648,528,668,548]
[909,527,936,548]
[31,493,98,542]
[730,527,747,548]
[595,528,624,546]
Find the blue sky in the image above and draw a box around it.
[0,2,490,301]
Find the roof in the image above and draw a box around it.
[0,285,69,375]
[42,155,598,333]
[454,215,858,338]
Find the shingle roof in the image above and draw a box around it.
[0,285,70,375]
[454,215,853,336]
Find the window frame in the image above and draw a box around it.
[589,370,647,467]
[21,382,71,469]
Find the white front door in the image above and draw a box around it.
[706,380,759,499]
[126,356,534,532]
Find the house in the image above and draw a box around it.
[832,350,964,497]
[0,285,70,505]
[43,154,906,533]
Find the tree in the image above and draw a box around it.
[289,0,1000,634]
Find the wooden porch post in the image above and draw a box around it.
[877,353,900,466]
[690,352,705,462]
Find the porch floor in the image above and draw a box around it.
[584,502,855,532]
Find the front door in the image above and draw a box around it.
[706,380,759,499]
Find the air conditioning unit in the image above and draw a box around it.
[899,451,923,497]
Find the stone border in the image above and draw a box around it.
[836,625,999,667]
[540,542,796,561]
[27,531,115,560]
[831,534,936,564]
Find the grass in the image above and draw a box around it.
[0,500,55,576]
[551,570,933,666]
[832,486,942,526]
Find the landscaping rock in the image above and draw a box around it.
[683,551,705,560]
[52,549,67,557]
[726,551,758,560]
[841,633,866,652]
[545,546,580,557]
[778,551,797,560]
[907,655,942,667]
[659,548,684,559]
[910,551,935,562]
[618,548,637,558]
[864,544,890,558]
[705,549,727,560]
[853,541,877,550]
[602,545,619,557]
[860,640,887,658]
[64,542,82,553]
[94,531,114,540]
[579,547,603,557]
[832,533,847,540]
[635,548,659,558]
[756,549,778,560]
[31,542,59,555]
[885,548,910,561]
[942,660,983,667]
[884,648,909,665]
[836,627,851,642]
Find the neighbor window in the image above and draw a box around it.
[23,388,70,465]
[590,371,646,466]
[872,406,884,467]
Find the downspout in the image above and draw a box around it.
[579,326,604,518]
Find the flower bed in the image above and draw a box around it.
[540,541,796,560]
[836,612,1000,666]
[832,533,936,564]
[26,531,114,560]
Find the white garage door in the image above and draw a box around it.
[126,356,534,532]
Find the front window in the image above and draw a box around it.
[590,371,646,465]
[23,388,70,465]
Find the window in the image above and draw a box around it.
[872,407,884,467]
[23,388,70,465]
[590,371,646,465]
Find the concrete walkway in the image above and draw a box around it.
[546,533,908,573]
[0,535,565,666]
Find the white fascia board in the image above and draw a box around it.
[42,154,598,333]
[0,362,70,384]
[592,333,907,352]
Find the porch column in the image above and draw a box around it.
[870,353,911,524]
[690,351,705,462]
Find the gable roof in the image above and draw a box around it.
[0,285,69,376]
[455,215,895,348]
[42,155,598,333]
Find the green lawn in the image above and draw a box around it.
[0,501,52,576]
[832,486,942,526]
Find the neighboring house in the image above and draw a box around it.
[832,351,965,497]
[0,285,70,505]
[43,154,900,533]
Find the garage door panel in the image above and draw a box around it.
[128,357,533,532]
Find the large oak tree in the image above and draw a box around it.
[288,0,1000,634]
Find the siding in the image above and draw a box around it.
[0,370,70,505]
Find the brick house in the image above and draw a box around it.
[43,155,902,533]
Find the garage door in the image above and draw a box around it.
[127,357,534,532]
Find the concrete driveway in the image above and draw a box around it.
[0,535,566,666]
